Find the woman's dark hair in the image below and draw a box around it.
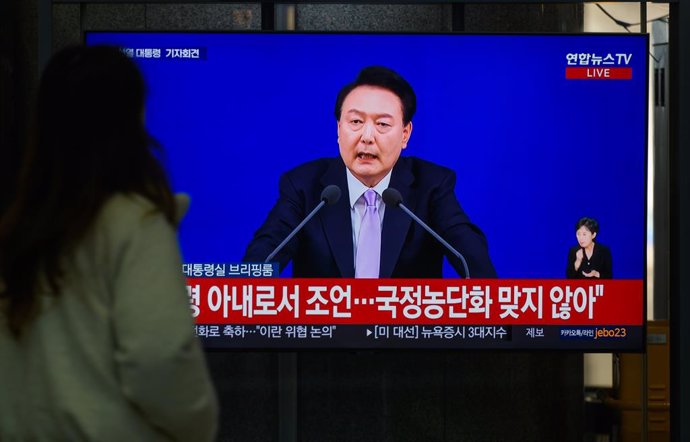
[334,66,417,125]
[575,217,599,235]
[0,45,176,337]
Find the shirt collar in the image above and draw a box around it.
[346,168,393,208]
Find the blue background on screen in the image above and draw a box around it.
[86,32,647,279]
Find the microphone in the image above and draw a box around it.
[264,184,341,263]
[382,187,470,278]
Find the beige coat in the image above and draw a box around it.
[0,194,218,441]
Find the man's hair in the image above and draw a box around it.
[334,66,416,125]
[575,217,599,235]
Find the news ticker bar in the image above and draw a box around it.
[196,324,643,350]
[186,278,644,326]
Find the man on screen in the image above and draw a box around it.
[243,66,496,278]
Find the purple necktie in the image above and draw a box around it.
[355,189,381,278]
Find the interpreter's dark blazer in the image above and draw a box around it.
[243,156,496,278]
[566,243,613,279]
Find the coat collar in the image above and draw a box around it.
[380,158,414,278]
[319,158,355,277]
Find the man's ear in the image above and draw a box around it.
[402,121,413,149]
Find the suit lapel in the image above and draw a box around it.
[319,158,355,277]
[380,158,414,278]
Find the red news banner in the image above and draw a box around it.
[186,278,643,326]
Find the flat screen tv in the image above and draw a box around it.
[86,32,648,351]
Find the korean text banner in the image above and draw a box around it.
[187,277,643,350]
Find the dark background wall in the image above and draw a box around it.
[1,0,35,212]
[3,3,587,441]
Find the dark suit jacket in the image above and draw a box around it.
[243,156,496,278]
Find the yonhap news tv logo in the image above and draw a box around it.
[564,51,633,80]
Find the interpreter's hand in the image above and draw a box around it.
[582,270,600,278]
[574,248,583,270]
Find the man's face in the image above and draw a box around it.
[338,85,412,187]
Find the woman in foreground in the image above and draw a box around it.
[0,45,217,441]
